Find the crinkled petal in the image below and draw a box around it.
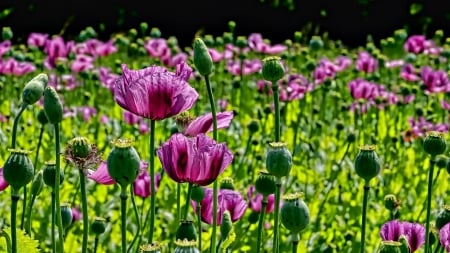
[184,111,234,136]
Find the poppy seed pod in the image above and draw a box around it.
[423,132,447,157]
[91,217,106,235]
[3,149,34,189]
[220,211,233,239]
[384,194,399,211]
[220,177,235,190]
[280,193,310,234]
[139,243,162,253]
[266,142,292,178]
[37,109,49,125]
[377,241,402,253]
[22,73,48,105]
[247,120,260,134]
[175,220,197,241]
[43,86,63,124]
[43,162,65,188]
[262,56,285,82]
[354,145,381,181]
[30,170,44,196]
[174,239,200,253]
[255,170,276,197]
[193,38,213,76]
[106,139,140,188]
[190,185,205,203]
[69,137,92,159]
[60,203,73,229]
[436,205,450,229]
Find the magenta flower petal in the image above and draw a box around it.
[380,220,404,241]
[440,223,450,252]
[0,168,9,191]
[88,161,115,185]
[184,111,234,136]
[403,222,425,252]
[133,170,162,198]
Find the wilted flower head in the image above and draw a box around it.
[114,62,199,120]
[380,220,425,252]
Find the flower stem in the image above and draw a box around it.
[184,183,193,220]
[94,236,99,253]
[148,119,156,243]
[128,186,140,253]
[197,203,202,251]
[0,228,12,253]
[11,104,27,149]
[11,188,19,253]
[177,183,181,222]
[271,83,280,142]
[256,197,268,253]
[79,169,89,253]
[360,181,370,253]
[21,187,27,230]
[273,178,282,253]
[25,193,37,235]
[54,123,64,253]
[120,187,128,253]
[292,234,300,253]
[425,157,436,253]
[51,191,56,253]
[205,74,219,253]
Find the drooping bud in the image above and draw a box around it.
[3,149,34,189]
[174,239,200,253]
[22,73,48,105]
[220,211,233,239]
[280,193,310,233]
[43,161,65,189]
[266,142,292,178]
[354,145,381,181]
[191,185,205,203]
[220,177,235,190]
[43,86,63,124]
[139,243,162,253]
[193,38,213,76]
[60,203,73,229]
[436,205,450,229]
[106,139,140,187]
[255,170,276,197]
[91,217,107,235]
[423,132,446,157]
[262,56,285,82]
[377,241,402,253]
[31,170,44,196]
[176,220,197,241]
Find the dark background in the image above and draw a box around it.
[0,0,449,47]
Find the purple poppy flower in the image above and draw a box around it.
[98,67,120,93]
[381,220,404,241]
[439,222,450,252]
[441,100,450,110]
[226,59,262,76]
[133,169,162,198]
[184,111,234,137]
[380,220,425,252]
[0,58,36,76]
[421,66,450,93]
[0,40,11,57]
[248,33,287,54]
[27,33,49,48]
[157,133,233,186]
[208,48,225,62]
[114,63,199,121]
[77,106,97,122]
[45,36,72,68]
[356,52,378,73]
[247,185,275,213]
[123,111,142,125]
[71,206,82,223]
[192,188,247,225]
[400,64,419,81]
[0,168,9,192]
[404,35,431,54]
[70,54,94,73]
[145,38,170,58]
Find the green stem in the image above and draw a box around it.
[184,183,193,220]
[11,104,27,149]
[54,123,64,253]
[433,244,442,253]
[120,187,128,253]
[128,186,140,253]
[360,182,370,253]
[21,187,26,230]
[205,74,219,253]
[51,191,56,253]
[291,234,300,253]
[425,158,436,253]
[25,193,37,235]
[0,228,12,253]
[256,198,268,253]
[94,236,99,253]
[271,84,280,142]
[148,119,156,243]
[273,179,282,253]
[197,203,202,251]
[79,169,89,253]
[11,188,19,253]
[177,183,181,222]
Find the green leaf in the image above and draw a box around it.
[0,228,40,253]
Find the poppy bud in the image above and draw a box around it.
[262,56,285,82]
[150,27,161,38]
[174,239,199,253]
[280,193,310,233]
[436,205,450,229]
[106,139,140,187]
[91,217,106,235]
[309,36,324,51]
[37,109,49,125]
[22,73,48,105]
[423,132,446,157]
[43,161,65,188]
[266,142,292,178]
[437,157,448,169]
[220,177,235,190]
[140,243,162,253]
[31,170,44,196]
[193,38,213,76]
[354,145,381,181]
[3,149,34,189]
[176,220,197,241]
[377,241,402,253]
[61,203,73,229]
[247,120,260,134]
[2,27,13,40]
[220,211,233,239]
[255,170,276,197]
[43,86,63,124]
[398,235,410,253]
[236,36,247,49]
[384,194,399,211]
[248,211,259,224]
[69,137,92,159]
[191,185,205,203]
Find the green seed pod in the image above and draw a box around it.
[220,177,235,190]
[248,211,259,224]
[436,156,448,169]
[228,21,236,33]
[150,27,161,38]
[309,36,324,51]
[3,149,34,189]
[354,145,381,182]
[247,120,259,134]
[280,193,310,233]
[384,194,399,211]
[60,203,73,229]
[43,86,63,124]
[193,38,213,76]
[423,132,447,157]
[190,185,205,203]
[398,235,410,253]
[43,161,65,188]
[2,27,13,40]
[22,73,48,105]
[176,220,197,241]
[91,217,106,235]
[140,22,149,36]
[262,56,285,82]
[31,170,44,196]
[140,243,162,253]
[174,239,200,253]
[377,241,402,253]
[346,132,356,143]
[294,31,302,43]
[37,109,49,125]
[220,211,233,239]
[436,205,450,229]
[255,170,276,197]
[236,36,247,49]
[266,142,292,178]
[69,137,92,159]
[106,139,140,187]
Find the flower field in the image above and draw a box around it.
[0,22,450,253]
